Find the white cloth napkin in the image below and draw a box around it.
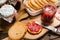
[3,17,13,23]
[0,0,7,4]
[0,4,17,23]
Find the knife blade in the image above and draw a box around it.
[35,21,60,33]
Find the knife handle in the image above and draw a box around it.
[35,21,60,35]
[45,26,57,32]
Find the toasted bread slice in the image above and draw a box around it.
[35,0,43,8]
[30,0,40,10]
[46,0,58,4]
[27,20,43,34]
[8,22,27,40]
[50,0,58,3]
[42,0,49,4]
[38,0,45,6]
[25,1,36,11]
[46,0,52,3]
[28,0,37,10]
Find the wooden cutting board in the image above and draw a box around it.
[19,15,60,39]
[1,9,58,40]
[18,0,60,39]
[2,7,60,40]
[2,3,60,40]
[14,6,60,39]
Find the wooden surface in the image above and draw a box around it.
[2,2,60,40]
[15,9,60,39]
[23,16,60,39]
[9,3,60,39]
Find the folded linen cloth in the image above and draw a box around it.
[0,4,17,23]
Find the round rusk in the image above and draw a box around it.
[28,1,37,11]
[30,0,40,10]
[46,0,52,4]
[42,0,49,4]
[38,0,45,6]
[35,0,43,8]
[8,22,27,40]
[24,1,36,11]
[49,0,58,3]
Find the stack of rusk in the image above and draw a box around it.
[24,0,58,11]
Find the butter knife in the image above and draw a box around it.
[35,21,60,34]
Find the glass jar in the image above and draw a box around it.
[41,4,56,25]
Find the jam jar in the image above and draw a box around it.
[0,4,17,27]
[41,4,56,25]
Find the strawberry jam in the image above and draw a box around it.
[41,4,56,25]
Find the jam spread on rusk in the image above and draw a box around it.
[27,21,42,34]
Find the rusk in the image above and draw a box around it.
[8,22,27,40]
[38,0,45,5]
[42,0,49,4]
[28,1,37,10]
[30,0,40,10]
[49,0,58,3]
[27,20,43,34]
[35,0,43,8]
[25,1,36,11]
